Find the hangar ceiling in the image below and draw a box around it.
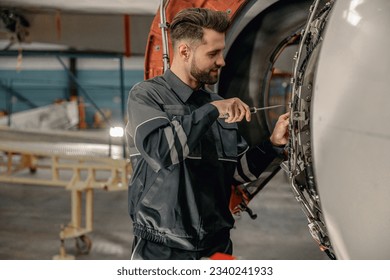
[0,0,161,15]
[0,0,161,54]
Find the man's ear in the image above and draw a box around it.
[178,43,190,61]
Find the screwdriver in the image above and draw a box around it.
[220,104,284,119]
[249,104,284,114]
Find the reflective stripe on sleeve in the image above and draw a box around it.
[172,119,189,159]
[163,119,190,164]
[239,153,258,181]
[233,168,246,184]
[163,125,180,165]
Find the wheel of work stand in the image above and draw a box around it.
[75,235,92,255]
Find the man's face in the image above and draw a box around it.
[189,28,226,85]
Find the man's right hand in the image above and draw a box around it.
[210,98,251,123]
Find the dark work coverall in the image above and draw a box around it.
[125,69,280,259]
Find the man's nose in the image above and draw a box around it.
[216,54,225,67]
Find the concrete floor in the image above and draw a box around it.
[0,170,328,260]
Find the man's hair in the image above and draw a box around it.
[169,7,230,48]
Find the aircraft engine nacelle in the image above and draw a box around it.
[220,0,390,259]
[311,0,390,259]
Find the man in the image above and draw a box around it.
[125,7,289,260]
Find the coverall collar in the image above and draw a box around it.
[164,69,205,103]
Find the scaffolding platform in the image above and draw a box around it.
[0,126,131,259]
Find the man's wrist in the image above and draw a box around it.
[267,137,286,157]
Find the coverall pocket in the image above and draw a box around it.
[216,119,238,158]
[163,105,190,119]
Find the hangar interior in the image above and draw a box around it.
[1,0,388,260]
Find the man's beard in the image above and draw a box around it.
[190,59,219,85]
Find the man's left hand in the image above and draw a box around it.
[270,112,289,146]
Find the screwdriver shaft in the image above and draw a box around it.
[250,104,284,113]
